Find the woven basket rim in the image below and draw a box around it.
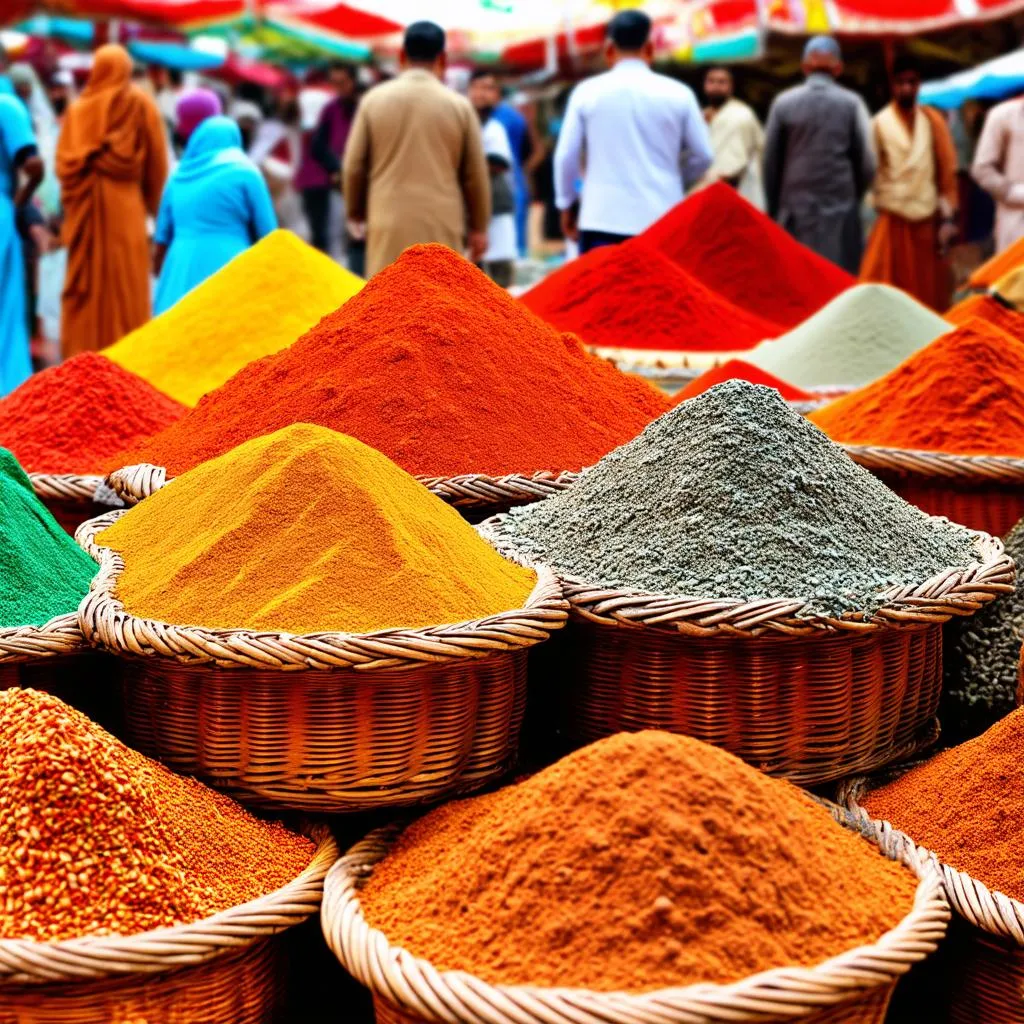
[0,611,87,665]
[478,518,1014,636]
[842,443,1024,483]
[0,826,338,985]
[75,510,568,671]
[320,814,949,1024]
[29,472,105,503]
[839,775,1024,947]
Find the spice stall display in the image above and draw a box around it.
[0,355,186,534]
[810,318,1024,535]
[841,709,1024,1023]
[103,229,364,407]
[0,687,335,1023]
[745,284,951,392]
[945,292,1024,340]
[106,244,667,516]
[671,358,814,404]
[79,423,567,810]
[481,380,1011,784]
[323,731,948,1024]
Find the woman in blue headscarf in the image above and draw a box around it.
[153,115,276,314]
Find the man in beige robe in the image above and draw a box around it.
[973,94,1024,255]
[699,66,765,209]
[343,21,491,277]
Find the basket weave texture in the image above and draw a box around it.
[839,776,1024,1023]
[321,811,949,1024]
[29,473,108,537]
[0,614,85,666]
[108,462,580,514]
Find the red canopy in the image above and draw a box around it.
[22,0,246,29]
[813,0,1024,33]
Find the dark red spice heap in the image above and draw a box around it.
[673,359,814,404]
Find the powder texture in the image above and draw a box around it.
[519,242,782,352]
[809,318,1024,456]
[862,708,1024,901]
[0,688,313,941]
[486,381,978,618]
[969,235,1024,289]
[111,244,668,478]
[98,423,536,634]
[360,730,918,992]
[673,358,813,404]
[104,230,363,406]
[945,292,1024,341]
[0,449,97,628]
[0,353,186,475]
[746,284,951,390]
[638,182,854,328]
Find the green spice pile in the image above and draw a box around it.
[0,449,97,628]
[0,688,314,941]
[485,380,979,617]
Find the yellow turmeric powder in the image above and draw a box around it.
[104,231,363,406]
[96,423,537,634]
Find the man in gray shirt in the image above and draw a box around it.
[763,36,875,273]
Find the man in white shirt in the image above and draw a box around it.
[554,9,713,255]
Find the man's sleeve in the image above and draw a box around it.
[553,87,584,211]
[680,89,713,187]
[342,102,371,219]
[460,107,492,232]
[973,107,1012,202]
[762,100,784,218]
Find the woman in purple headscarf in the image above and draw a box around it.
[174,87,222,149]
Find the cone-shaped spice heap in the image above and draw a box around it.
[111,245,668,478]
[0,353,186,475]
[672,358,812,404]
[97,423,537,634]
[0,688,313,941]
[945,293,1024,341]
[485,381,978,617]
[360,730,918,991]
[809,318,1024,456]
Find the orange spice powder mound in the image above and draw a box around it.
[945,293,1024,342]
[968,236,1024,289]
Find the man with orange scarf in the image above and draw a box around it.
[860,54,958,312]
[56,44,167,355]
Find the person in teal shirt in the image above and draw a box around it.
[153,115,276,314]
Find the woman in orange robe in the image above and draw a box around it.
[56,44,167,356]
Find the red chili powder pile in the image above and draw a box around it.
[111,245,670,478]
[639,183,855,328]
[810,318,1024,456]
[862,707,1024,901]
[519,243,782,352]
[673,359,814,404]
[945,293,1024,341]
[0,354,186,475]
[360,731,918,992]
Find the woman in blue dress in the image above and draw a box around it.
[0,87,43,394]
[153,115,276,314]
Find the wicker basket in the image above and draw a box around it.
[842,444,1024,537]
[321,810,950,1024]
[840,776,1024,1023]
[481,522,1013,785]
[29,472,111,537]
[108,462,580,520]
[0,828,337,1024]
[76,511,568,811]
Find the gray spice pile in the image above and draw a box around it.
[484,380,980,618]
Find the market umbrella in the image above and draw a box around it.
[920,46,1024,107]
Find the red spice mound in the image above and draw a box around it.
[360,731,917,992]
[520,243,781,352]
[639,183,854,329]
[809,318,1024,456]
[945,293,1024,341]
[0,354,186,475]
[112,245,670,478]
[673,359,813,404]
[863,708,1024,901]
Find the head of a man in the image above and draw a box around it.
[891,54,921,111]
[606,9,653,66]
[328,61,357,100]
[402,21,447,78]
[704,66,733,109]
[468,68,500,121]
[802,35,842,79]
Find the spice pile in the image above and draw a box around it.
[0,688,313,941]
[110,244,668,479]
[638,182,854,328]
[485,381,978,617]
[519,242,781,353]
[862,708,1024,901]
[0,354,186,475]
[104,229,364,406]
[97,423,537,634]
[945,293,1024,341]
[672,359,813,404]
[968,234,1024,290]
[0,449,96,628]
[361,730,918,991]
[809,318,1024,456]
[746,284,951,390]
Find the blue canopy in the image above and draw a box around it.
[921,49,1024,109]
[127,39,226,71]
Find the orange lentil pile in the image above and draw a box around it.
[0,689,313,942]
[360,731,917,992]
